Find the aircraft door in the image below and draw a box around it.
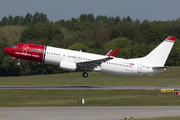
[137,64,142,73]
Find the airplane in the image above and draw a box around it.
[3,36,176,78]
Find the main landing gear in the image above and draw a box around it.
[82,72,88,78]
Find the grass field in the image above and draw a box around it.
[0,89,179,107]
[0,66,180,86]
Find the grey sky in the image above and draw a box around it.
[0,0,180,22]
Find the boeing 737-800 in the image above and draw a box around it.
[3,36,176,77]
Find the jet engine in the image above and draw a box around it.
[59,60,77,71]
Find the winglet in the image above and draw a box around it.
[111,48,120,57]
[106,49,113,56]
[166,36,176,42]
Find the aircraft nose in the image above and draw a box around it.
[3,47,8,53]
[3,47,11,54]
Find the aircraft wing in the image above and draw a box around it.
[76,57,113,71]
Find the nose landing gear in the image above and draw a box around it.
[82,72,88,78]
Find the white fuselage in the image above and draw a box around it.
[44,46,165,76]
[3,36,175,77]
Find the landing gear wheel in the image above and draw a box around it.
[82,72,88,78]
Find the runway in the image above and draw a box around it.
[1,86,179,119]
[0,85,180,90]
[0,106,180,120]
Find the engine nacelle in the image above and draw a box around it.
[59,60,77,71]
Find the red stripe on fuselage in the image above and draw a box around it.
[5,43,45,62]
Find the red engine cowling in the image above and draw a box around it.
[59,60,77,71]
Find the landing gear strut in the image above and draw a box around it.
[82,72,88,78]
[18,59,20,65]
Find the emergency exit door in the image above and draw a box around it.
[137,64,142,73]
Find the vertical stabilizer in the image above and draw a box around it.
[141,36,176,66]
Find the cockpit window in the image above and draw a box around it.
[11,46,18,48]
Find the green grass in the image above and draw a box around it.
[0,89,179,107]
[0,67,180,86]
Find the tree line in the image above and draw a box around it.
[0,12,49,26]
[0,12,180,76]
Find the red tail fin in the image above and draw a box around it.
[111,48,119,57]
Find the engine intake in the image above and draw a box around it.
[59,60,76,71]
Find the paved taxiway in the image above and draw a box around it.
[0,106,180,120]
[0,85,180,90]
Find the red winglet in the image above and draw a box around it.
[167,36,176,41]
[106,49,113,56]
[111,48,120,57]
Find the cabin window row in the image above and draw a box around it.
[143,66,149,69]
[46,52,60,56]
[46,52,95,62]
[29,49,44,53]
[106,62,133,68]
[67,55,94,61]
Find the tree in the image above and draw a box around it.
[71,17,78,28]
[114,15,121,24]
[7,15,13,25]
[79,14,88,23]
[23,13,32,26]
[96,15,108,22]
[13,16,20,25]
[20,23,64,43]
[0,16,8,26]
[88,13,95,23]
[33,12,49,25]
[104,37,132,58]
[55,19,72,30]
[1,56,22,76]
[69,43,89,52]
[83,26,110,49]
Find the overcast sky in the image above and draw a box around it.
[0,0,180,22]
